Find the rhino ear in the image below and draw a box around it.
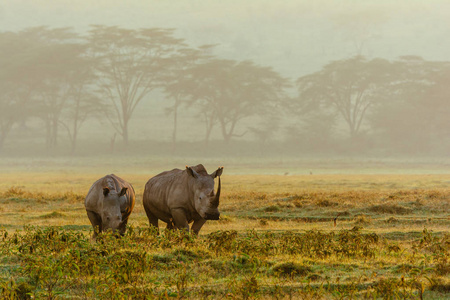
[103,187,110,197]
[210,166,224,178]
[186,166,199,178]
[119,187,127,197]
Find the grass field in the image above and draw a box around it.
[0,160,449,299]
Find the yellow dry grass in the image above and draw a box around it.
[0,169,449,299]
[0,172,448,236]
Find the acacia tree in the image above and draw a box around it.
[180,59,288,144]
[59,61,101,155]
[0,28,77,151]
[0,31,35,150]
[163,45,214,150]
[17,27,90,151]
[217,60,288,143]
[296,56,392,140]
[0,78,33,151]
[370,56,450,153]
[87,26,185,145]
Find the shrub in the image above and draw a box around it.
[368,204,412,215]
[272,262,312,277]
[263,205,280,212]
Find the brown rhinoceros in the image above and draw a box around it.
[143,164,223,235]
[84,174,135,238]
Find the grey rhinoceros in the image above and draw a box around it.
[143,164,223,235]
[84,174,135,238]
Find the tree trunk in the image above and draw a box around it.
[70,99,80,155]
[122,120,129,146]
[45,119,52,151]
[122,101,130,146]
[219,116,237,144]
[70,126,78,155]
[52,116,58,148]
[204,112,215,146]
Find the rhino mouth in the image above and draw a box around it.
[204,212,220,220]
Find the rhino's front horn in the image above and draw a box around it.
[212,177,221,207]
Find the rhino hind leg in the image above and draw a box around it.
[86,210,102,238]
[143,205,159,232]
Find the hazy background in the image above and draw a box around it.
[3,1,450,77]
[1,0,450,174]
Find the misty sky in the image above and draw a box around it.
[1,0,450,78]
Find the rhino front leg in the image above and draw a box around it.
[171,209,190,231]
[191,219,206,235]
[86,210,102,238]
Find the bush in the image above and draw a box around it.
[272,262,312,277]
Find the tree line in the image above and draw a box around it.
[1,26,449,156]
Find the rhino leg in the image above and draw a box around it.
[166,219,174,230]
[191,219,206,235]
[171,209,190,231]
[143,205,159,232]
[86,210,102,238]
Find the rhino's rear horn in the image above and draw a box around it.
[212,177,221,207]
[186,166,199,178]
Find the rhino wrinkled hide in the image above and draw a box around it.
[143,164,223,235]
[84,174,135,238]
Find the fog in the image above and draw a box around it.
[1,1,450,172]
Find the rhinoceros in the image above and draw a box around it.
[143,164,223,235]
[84,174,135,238]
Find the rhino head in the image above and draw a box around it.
[101,187,128,232]
[186,166,223,220]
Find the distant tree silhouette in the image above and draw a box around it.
[58,57,101,155]
[296,56,392,141]
[163,45,214,150]
[28,27,91,152]
[0,27,88,152]
[179,58,288,144]
[86,25,185,145]
[370,56,450,153]
[0,31,37,150]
